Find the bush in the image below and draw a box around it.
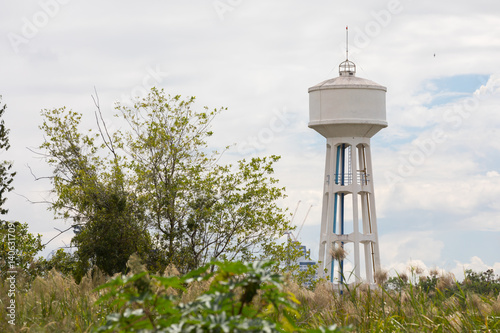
[463,269,500,296]
[95,256,347,332]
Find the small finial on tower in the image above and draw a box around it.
[339,26,356,76]
[346,26,349,61]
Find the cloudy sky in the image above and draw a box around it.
[1,0,499,279]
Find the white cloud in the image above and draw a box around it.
[376,75,500,218]
[0,0,499,279]
[380,232,444,268]
[450,256,500,281]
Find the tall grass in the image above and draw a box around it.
[1,264,500,332]
[287,273,500,332]
[0,269,108,332]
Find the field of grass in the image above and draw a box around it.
[290,279,500,331]
[0,269,109,332]
[1,262,500,332]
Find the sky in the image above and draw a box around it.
[1,0,500,280]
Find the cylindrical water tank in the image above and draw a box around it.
[308,68,387,138]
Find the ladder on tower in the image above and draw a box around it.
[347,145,352,184]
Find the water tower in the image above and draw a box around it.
[309,47,387,285]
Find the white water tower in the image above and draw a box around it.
[309,54,387,285]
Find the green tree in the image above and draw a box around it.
[0,220,46,281]
[40,88,292,276]
[0,97,16,215]
[263,239,320,289]
[117,90,290,273]
[44,248,78,277]
[0,98,46,282]
[40,107,155,280]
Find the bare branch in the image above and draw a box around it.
[43,226,74,246]
[14,192,52,206]
[26,164,53,181]
[26,145,51,158]
[92,87,117,158]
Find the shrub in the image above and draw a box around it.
[95,257,347,332]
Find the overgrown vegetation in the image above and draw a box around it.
[1,250,500,332]
[94,255,344,332]
[1,91,500,331]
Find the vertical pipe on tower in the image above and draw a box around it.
[339,144,346,284]
[350,143,361,282]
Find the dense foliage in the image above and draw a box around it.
[0,197,499,332]
[1,90,499,331]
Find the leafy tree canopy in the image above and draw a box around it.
[39,88,292,276]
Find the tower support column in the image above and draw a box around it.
[317,137,381,285]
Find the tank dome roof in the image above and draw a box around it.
[308,75,387,93]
